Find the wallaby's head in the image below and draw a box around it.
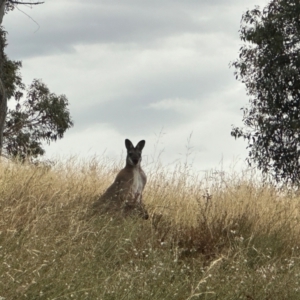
[125,139,145,166]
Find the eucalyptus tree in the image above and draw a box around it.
[0,0,73,159]
[232,0,300,186]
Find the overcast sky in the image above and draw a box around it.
[3,0,268,173]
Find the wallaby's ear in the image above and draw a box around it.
[125,139,134,150]
[136,140,145,151]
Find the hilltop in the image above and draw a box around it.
[0,158,300,299]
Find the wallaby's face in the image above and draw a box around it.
[125,139,145,166]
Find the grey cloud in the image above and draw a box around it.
[71,65,234,134]
[75,101,186,135]
[6,9,197,57]
[4,0,248,58]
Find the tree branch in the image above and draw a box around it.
[8,0,44,5]
[15,5,41,32]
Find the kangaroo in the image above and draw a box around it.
[93,139,148,219]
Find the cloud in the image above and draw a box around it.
[149,98,196,113]
[4,0,254,58]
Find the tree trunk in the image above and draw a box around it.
[0,0,6,155]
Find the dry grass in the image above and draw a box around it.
[1,156,300,299]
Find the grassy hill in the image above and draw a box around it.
[1,158,300,299]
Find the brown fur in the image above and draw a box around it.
[93,139,148,219]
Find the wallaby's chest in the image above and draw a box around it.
[131,168,145,194]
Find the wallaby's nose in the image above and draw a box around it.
[132,158,139,165]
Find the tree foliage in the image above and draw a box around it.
[231,0,300,185]
[4,79,73,158]
[0,28,73,159]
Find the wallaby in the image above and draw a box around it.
[93,139,148,219]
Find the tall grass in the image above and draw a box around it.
[1,157,300,299]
